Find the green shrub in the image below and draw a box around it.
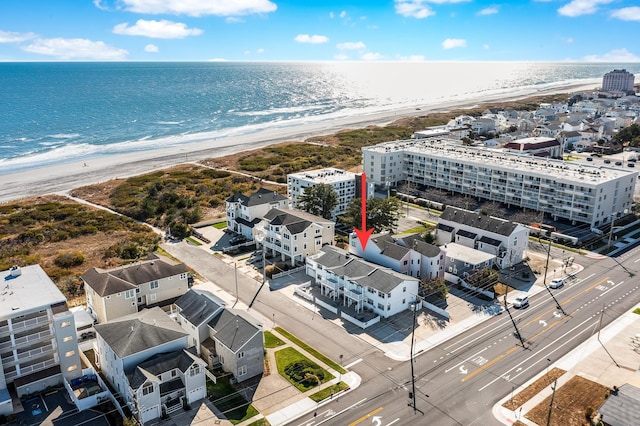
[54,252,85,268]
[284,360,325,387]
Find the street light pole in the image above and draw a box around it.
[541,231,566,316]
[409,302,417,414]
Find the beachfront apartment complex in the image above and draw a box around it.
[362,139,637,228]
[0,265,82,415]
[602,69,635,93]
[287,168,360,220]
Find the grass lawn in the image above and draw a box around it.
[275,347,334,392]
[275,327,346,374]
[207,378,258,424]
[309,382,350,402]
[186,237,203,246]
[400,225,428,234]
[212,221,227,229]
[264,331,285,348]
[245,419,270,426]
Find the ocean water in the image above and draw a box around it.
[1,61,639,174]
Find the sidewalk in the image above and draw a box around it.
[493,304,640,425]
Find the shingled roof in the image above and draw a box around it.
[208,309,261,354]
[174,289,224,327]
[226,187,287,207]
[440,206,517,237]
[598,383,640,426]
[82,255,188,297]
[263,208,331,235]
[126,349,202,389]
[94,307,187,358]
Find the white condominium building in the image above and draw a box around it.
[362,139,637,227]
[287,168,359,219]
[602,69,635,93]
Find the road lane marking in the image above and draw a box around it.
[346,358,363,368]
[302,398,367,426]
[445,347,489,373]
[348,407,383,426]
[477,314,599,391]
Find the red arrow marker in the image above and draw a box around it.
[354,172,373,250]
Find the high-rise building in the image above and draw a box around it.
[602,69,635,93]
[287,168,359,219]
[0,265,82,414]
[362,138,637,227]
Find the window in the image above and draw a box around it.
[403,260,408,265]
[189,365,200,377]
[171,370,177,378]
[238,351,245,359]
[63,336,73,343]
[67,365,78,372]
[150,281,159,290]
[403,287,406,292]
[238,365,247,376]
[61,321,71,328]
[65,350,76,357]
[149,294,156,302]
[142,383,154,396]
[125,289,135,299]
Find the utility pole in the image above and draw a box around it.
[541,230,566,316]
[504,293,526,347]
[546,379,557,426]
[234,262,238,305]
[409,302,417,414]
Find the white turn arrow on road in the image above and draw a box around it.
[459,365,468,374]
[553,311,562,318]
[372,415,382,426]
[539,320,547,327]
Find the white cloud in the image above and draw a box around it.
[116,0,277,17]
[611,7,640,21]
[483,44,490,49]
[339,10,347,18]
[294,34,329,44]
[361,52,383,60]
[337,41,366,50]
[442,38,466,49]
[256,48,265,54]
[113,19,203,39]
[395,1,435,19]
[226,17,245,23]
[582,48,640,62]
[557,0,613,17]
[22,38,128,60]
[0,30,37,43]
[478,6,499,16]
[145,44,158,52]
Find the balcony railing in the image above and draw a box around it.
[0,330,53,351]
[0,315,51,337]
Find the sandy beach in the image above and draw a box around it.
[0,82,598,204]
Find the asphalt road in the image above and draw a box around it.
[163,239,640,426]
[290,247,640,426]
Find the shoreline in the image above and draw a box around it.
[1,81,598,204]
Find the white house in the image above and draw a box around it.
[306,245,420,319]
[253,208,335,266]
[226,188,288,240]
[348,233,443,280]
[169,289,225,355]
[93,307,206,424]
[436,206,529,270]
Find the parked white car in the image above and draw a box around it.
[549,278,565,289]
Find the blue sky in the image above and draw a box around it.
[1,0,640,61]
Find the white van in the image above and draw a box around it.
[71,306,96,340]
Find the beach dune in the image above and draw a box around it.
[0,82,597,204]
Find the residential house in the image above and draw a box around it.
[597,383,640,426]
[201,309,264,383]
[348,233,443,280]
[471,118,496,136]
[82,255,189,324]
[93,307,206,424]
[253,208,335,266]
[441,242,495,280]
[307,245,420,320]
[436,206,529,270]
[170,289,225,354]
[0,265,82,414]
[226,188,288,240]
[503,137,561,158]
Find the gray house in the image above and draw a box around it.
[201,309,264,383]
[170,289,225,354]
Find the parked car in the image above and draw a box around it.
[549,278,564,289]
[512,296,529,309]
[229,235,247,245]
[629,157,637,162]
[628,162,635,167]
[586,157,593,162]
[615,161,623,166]
[604,159,611,164]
